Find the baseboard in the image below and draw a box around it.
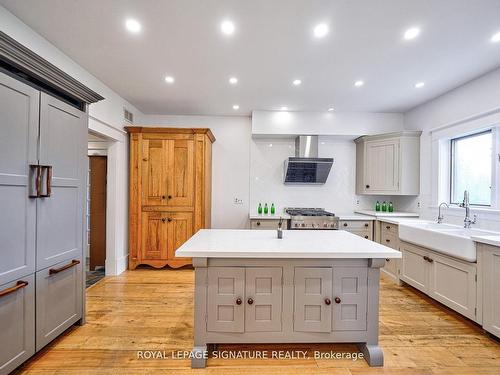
[105,254,129,276]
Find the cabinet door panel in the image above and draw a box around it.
[0,274,35,375]
[37,93,86,270]
[400,243,428,292]
[483,246,500,337]
[207,267,245,332]
[332,267,367,331]
[167,139,194,207]
[429,253,476,320]
[0,73,38,285]
[141,212,168,260]
[245,268,282,332]
[294,267,332,332]
[364,140,399,193]
[36,258,82,351]
[168,212,193,260]
[141,139,168,206]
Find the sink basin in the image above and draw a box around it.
[398,222,498,262]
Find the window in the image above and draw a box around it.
[450,130,493,206]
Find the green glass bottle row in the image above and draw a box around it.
[375,201,394,212]
[258,203,275,215]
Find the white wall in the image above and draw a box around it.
[137,115,252,229]
[404,66,500,230]
[1,6,144,275]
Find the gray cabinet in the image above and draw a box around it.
[355,131,421,195]
[0,74,38,286]
[35,258,83,351]
[332,267,368,331]
[0,274,35,375]
[480,244,500,337]
[250,219,286,230]
[378,221,400,282]
[400,241,429,292]
[339,220,373,240]
[294,267,332,332]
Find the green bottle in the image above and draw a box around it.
[381,201,387,212]
[258,203,262,214]
[388,202,394,212]
[264,203,269,214]
[375,201,381,212]
[270,203,275,215]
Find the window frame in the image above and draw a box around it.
[449,129,493,207]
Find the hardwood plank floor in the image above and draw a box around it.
[14,269,499,374]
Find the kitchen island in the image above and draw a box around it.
[176,229,401,368]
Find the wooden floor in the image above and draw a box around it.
[15,269,499,374]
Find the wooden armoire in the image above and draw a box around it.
[126,127,215,269]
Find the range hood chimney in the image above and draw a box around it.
[283,136,333,184]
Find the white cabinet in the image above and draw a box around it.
[355,131,421,195]
[400,241,477,321]
[479,244,500,337]
[250,219,286,230]
[339,220,373,240]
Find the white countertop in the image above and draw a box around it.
[176,229,401,259]
[354,210,419,218]
[471,235,500,247]
[249,213,290,220]
[377,217,430,225]
[337,213,376,221]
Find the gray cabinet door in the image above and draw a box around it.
[36,93,87,270]
[245,267,282,332]
[294,267,332,333]
[0,274,35,375]
[0,72,38,285]
[332,267,367,331]
[207,267,245,333]
[36,258,83,351]
[400,242,429,292]
[482,245,500,337]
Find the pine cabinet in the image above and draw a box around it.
[355,131,421,195]
[127,127,215,269]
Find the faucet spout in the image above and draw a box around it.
[460,190,476,228]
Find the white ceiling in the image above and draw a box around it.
[2,0,500,116]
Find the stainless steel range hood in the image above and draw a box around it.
[284,136,333,184]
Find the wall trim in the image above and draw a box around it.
[0,30,104,104]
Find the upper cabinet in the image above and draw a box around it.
[355,131,421,195]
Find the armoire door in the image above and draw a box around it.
[141,211,169,260]
[167,212,193,260]
[141,138,169,206]
[167,139,194,207]
[36,93,87,270]
[0,72,38,285]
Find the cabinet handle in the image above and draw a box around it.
[366,185,370,189]
[29,165,41,198]
[386,226,391,229]
[168,218,172,222]
[39,166,52,198]
[324,298,331,305]
[343,223,348,227]
[235,298,242,305]
[427,257,434,263]
[386,258,390,262]
[334,297,341,304]
[247,298,254,305]
[364,235,369,239]
[49,259,80,275]
[0,280,28,298]
[256,222,261,226]
[364,223,369,227]
[161,218,166,222]
[385,239,390,243]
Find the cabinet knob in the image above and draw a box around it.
[343,223,348,227]
[247,298,254,305]
[386,258,390,262]
[385,239,390,243]
[423,255,428,261]
[324,298,331,305]
[235,298,242,305]
[366,185,370,189]
[161,218,166,223]
[334,297,341,304]
[386,226,391,229]
[364,223,369,227]
[168,218,172,222]
[168,195,172,199]
[364,235,369,239]
[256,222,261,226]
[161,195,166,199]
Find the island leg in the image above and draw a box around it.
[191,259,208,368]
[191,345,208,368]
[357,343,384,366]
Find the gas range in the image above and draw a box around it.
[285,207,339,230]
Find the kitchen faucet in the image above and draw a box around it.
[437,202,449,224]
[459,190,477,229]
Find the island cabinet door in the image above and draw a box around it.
[293,267,332,333]
[207,267,245,333]
[245,267,282,332]
[332,267,368,331]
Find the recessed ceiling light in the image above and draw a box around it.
[280,106,288,111]
[125,19,141,33]
[491,31,500,43]
[327,107,335,112]
[403,27,420,40]
[354,80,364,87]
[229,77,238,84]
[313,23,329,38]
[293,79,302,86]
[232,104,239,110]
[415,82,425,88]
[165,76,175,84]
[220,20,235,35]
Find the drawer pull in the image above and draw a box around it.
[324,298,331,305]
[366,185,370,189]
[386,258,390,262]
[168,218,172,222]
[364,223,369,227]
[0,280,28,298]
[343,223,348,227]
[168,195,172,199]
[334,297,341,304]
[49,259,80,275]
[161,218,166,222]
[247,298,254,305]
[385,239,390,243]
[256,222,261,226]
[386,226,391,229]
[235,298,242,305]
[364,235,369,239]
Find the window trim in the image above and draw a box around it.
[449,129,493,207]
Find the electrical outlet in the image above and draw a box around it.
[233,198,243,205]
